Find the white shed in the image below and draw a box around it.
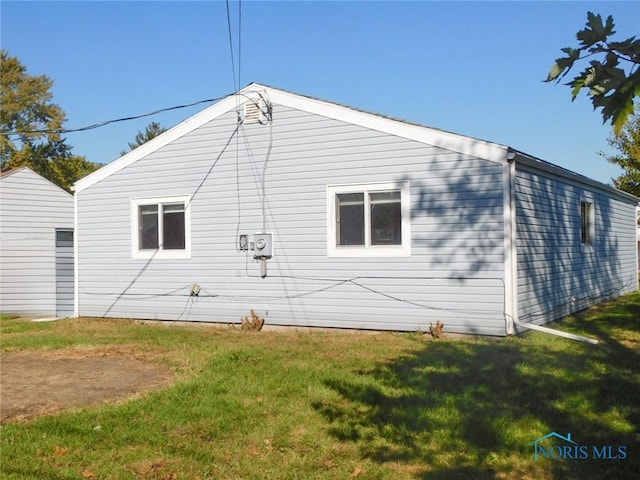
[0,167,74,317]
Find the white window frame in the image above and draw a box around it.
[327,181,411,257]
[130,195,192,259]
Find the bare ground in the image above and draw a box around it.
[0,346,175,423]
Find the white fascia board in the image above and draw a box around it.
[74,93,240,193]
[0,166,27,180]
[255,85,511,164]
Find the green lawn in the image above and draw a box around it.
[1,294,639,479]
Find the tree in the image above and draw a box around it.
[601,113,640,196]
[120,121,167,155]
[0,50,99,191]
[545,12,640,134]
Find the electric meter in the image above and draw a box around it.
[252,233,273,259]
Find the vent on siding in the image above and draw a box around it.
[244,100,265,124]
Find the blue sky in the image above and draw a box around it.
[2,0,639,184]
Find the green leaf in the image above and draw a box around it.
[583,65,598,86]
[608,37,640,58]
[545,12,638,140]
[561,47,581,60]
[589,84,607,96]
[604,14,616,37]
[577,12,615,47]
[587,12,604,36]
[544,51,581,82]
[570,78,585,100]
[613,98,635,135]
[545,62,564,82]
[603,67,628,91]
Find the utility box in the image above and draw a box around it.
[238,234,249,251]
[253,232,273,259]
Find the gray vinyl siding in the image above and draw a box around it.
[77,104,507,335]
[515,167,638,325]
[0,168,73,316]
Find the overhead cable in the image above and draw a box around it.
[225,0,237,92]
[238,0,242,88]
[1,95,231,136]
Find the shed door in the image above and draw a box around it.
[55,229,74,317]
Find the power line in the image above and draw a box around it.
[85,274,507,318]
[1,96,231,136]
[238,0,242,89]
[189,123,241,204]
[225,0,237,92]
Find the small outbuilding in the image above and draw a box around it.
[0,167,74,317]
[73,84,639,335]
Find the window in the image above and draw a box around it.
[328,182,410,257]
[131,195,191,259]
[55,229,74,248]
[580,200,594,245]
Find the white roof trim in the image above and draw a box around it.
[258,85,510,162]
[513,150,640,205]
[74,83,510,193]
[74,93,238,193]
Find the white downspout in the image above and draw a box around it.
[503,150,517,335]
[512,319,599,344]
[72,188,79,318]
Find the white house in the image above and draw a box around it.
[72,84,639,335]
[0,167,74,317]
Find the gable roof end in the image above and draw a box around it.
[0,166,27,179]
[1,166,72,197]
[73,83,512,193]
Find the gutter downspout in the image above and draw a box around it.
[72,187,79,318]
[504,150,517,335]
[512,318,599,344]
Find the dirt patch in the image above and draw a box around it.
[0,346,175,423]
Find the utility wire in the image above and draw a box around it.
[225,0,237,92]
[86,274,508,318]
[1,96,230,136]
[189,123,241,204]
[238,0,242,88]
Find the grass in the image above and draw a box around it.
[1,294,639,479]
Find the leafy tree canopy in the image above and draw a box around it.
[0,50,100,191]
[120,121,167,156]
[545,12,640,134]
[602,113,640,196]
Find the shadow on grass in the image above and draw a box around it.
[313,295,640,479]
